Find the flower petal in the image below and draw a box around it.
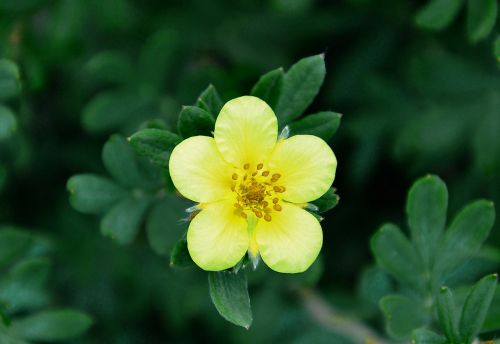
[169,136,233,203]
[187,200,249,271]
[268,135,337,203]
[214,96,278,169]
[255,203,322,273]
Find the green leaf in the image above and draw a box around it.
[380,295,424,339]
[83,51,134,86]
[208,270,252,329]
[459,274,498,343]
[67,174,126,214]
[102,134,144,187]
[9,309,92,341]
[82,91,151,133]
[436,286,460,343]
[275,54,326,126]
[358,266,393,309]
[100,196,151,245]
[0,228,33,269]
[196,85,223,118]
[435,200,495,277]
[311,188,339,213]
[0,106,17,140]
[406,175,448,269]
[288,111,341,141]
[146,196,190,255]
[0,59,21,100]
[0,258,50,313]
[250,67,284,109]
[370,223,422,288]
[128,128,181,168]
[0,301,10,326]
[139,30,179,90]
[177,106,215,138]
[411,328,447,344]
[415,0,464,30]
[466,0,498,43]
[170,237,195,269]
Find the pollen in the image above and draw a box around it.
[230,161,286,222]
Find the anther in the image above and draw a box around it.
[262,201,269,207]
[273,186,281,192]
[240,212,247,219]
[272,173,281,179]
[264,214,272,222]
[273,198,279,204]
[262,171,270,176]
[232,173,238,180]
[273,204,282,211]
[254,210,263,218]
[243,163,250,170]
[234,203,242,209]
[252,172,257,176]
[257,163,263,170]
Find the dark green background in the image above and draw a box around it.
[1,0,499,342]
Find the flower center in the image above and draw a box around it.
[231,162,285,222]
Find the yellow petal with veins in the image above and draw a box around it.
[169,136,233,203]
[214,96,278,169]
[268,135,336,203]
[187,199,249,271]
[255,203,322,273]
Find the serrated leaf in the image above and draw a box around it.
[466,0,498,43]
[0,59,21,100]
[411,328,447,344]
[146,196,190,255]
[435,200,495,278]
[0,258,50,313]
[406,175,448,269]
[380,295,424,339]
[415,0,464,30]
[288,111,341,141]
[0,228,33,269]
[459,274,498,343]
[9,309,92,341]
[208,270,252,329]
[275,54,326,126]
[67,174,126,214]
[436,286,460,343]
[177,106,215,138]
[196,85,223,118]
[170,237,195,269]
[100,196,151,245]
[250,67,284,109]
[102,134,145,187]
[311,188,339,213]
[0,106,17,140]
[128,128,181,168]
[370,223,423,288]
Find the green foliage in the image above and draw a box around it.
[466,0,498,43]
[128,129,181,168]
[310,188,340,213]
[0,228,91,342]
[177,106,215,138]
[250,67,284,109]
[275,54,326,127]
[288,111,341,141]
[0,60,21,100]
[208,271,252,329]
[370,175,497,341]
[415,0,464,30]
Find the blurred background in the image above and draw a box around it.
[0,0,499,342]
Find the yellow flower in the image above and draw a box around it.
[169,96,337,273]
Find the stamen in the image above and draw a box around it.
[232,173,238,180]
[262,201,269,207]
[264,214,272,222]
[272,173,281,179]
[273,204,282,211]
[240,212,247,219]
[273,186,281,192]
[243,163,250,170]
[257,163,263,170]
[254,210,263,218]
[234,203,242,209]
[262,171,270,176]
[272,198,279,204]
